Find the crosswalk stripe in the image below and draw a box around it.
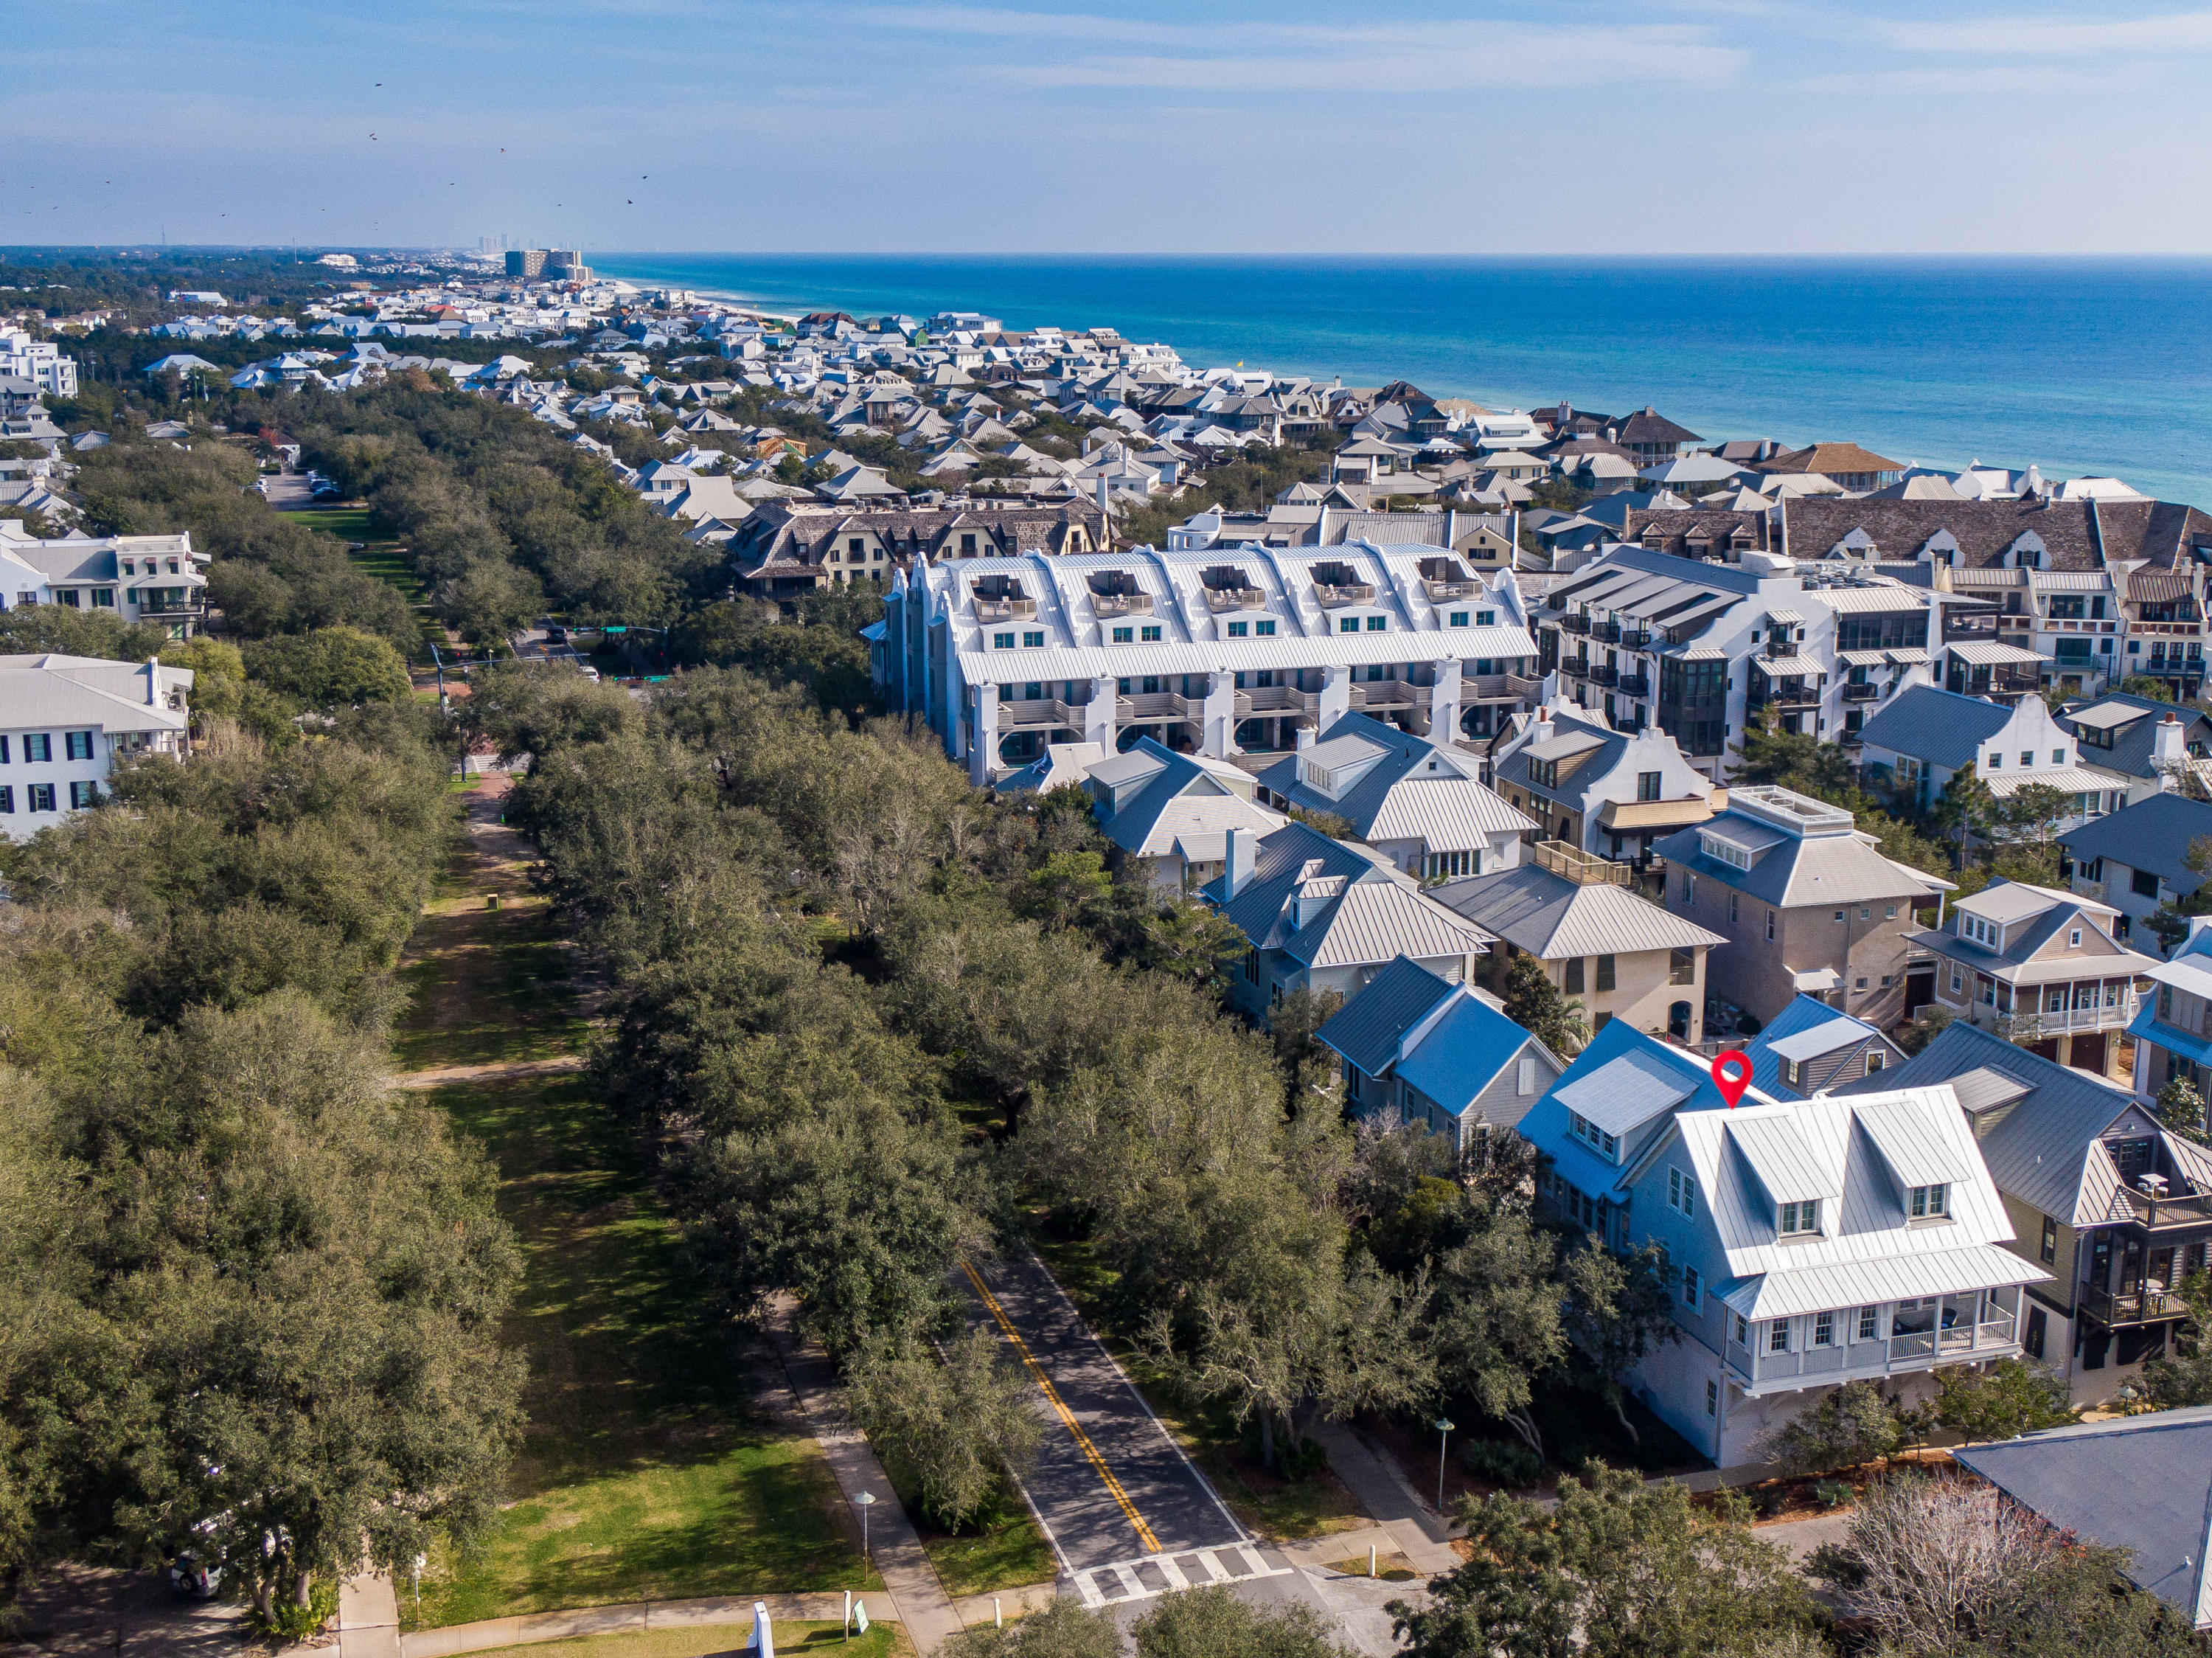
[1071,1542,1295,1608]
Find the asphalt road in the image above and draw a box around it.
[957,1249,1367,1637]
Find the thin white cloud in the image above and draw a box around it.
[1882,7,2212,55]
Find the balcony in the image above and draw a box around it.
[1237,684,1312,715]
[1116,691,1200,722]
[1559,612,1591,635]
[1764,637,1799,659]
[1994,988,2138,1041]
[1534,839,1629,886]
[2103,1181,2212,1232]
[1092,591,1153,618]
[2081,1283,2195,1328]
[1564,658,1592,680]
[1617,673,1650,698]
[1315,582,1377,608]
[1588,664,1620,688]
[1590,619,1622,643]
[1204,585,1266,613]
[1725,1305,2020,1395]
[1348,678,1419,710]
[999,696,1085,730]
[1842,681,1880,702]
[975,596,1037,622]
[1423,577,1478,601]
[1621,628,1653,650]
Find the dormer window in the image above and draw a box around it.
[1778,1199,1821,1236]
[1909,1183,1948,1219]
[1568,1110,1618,1160]
[1699,833,1752,873]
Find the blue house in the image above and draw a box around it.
[1522,1022,2044,1468]
[1315,955,1563,1152]
[1741,993,1906,1100]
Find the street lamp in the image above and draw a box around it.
[855,1489,877,1561]
[1435,1417,1455,1514]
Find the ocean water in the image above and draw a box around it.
[588,255,2212,508]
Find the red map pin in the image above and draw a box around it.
[1711,1050,1752,1108]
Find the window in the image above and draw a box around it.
[1022,631,1044,648]
[1766,908,1775,941]
[1140,625,1162,642]
[2068,929,2082,948]
[1886,905,1898,919]
[1778,1199,1820,1236]
[92,589,114,608]
[1735,1313,1749,1346]
[2053,749,2065,764]
[1366,615,1386,631]
[1112,626,1134,643]
[992,631,1015,649]
[27,783,55,812]
[1449,610,1469,626]
[1566,1110,1617,1159]
[0,785,10,813]
[1813,1310,1834,1347]
[1227,621,1247,637]
[1248,619,1272,637]
[24,734,50,763]
[0,735,7,763]
[1989,750,2002,769]
[1785,1057,1803,1089]
[1340,617,1358,634]
[1425,850,1475,879]
[1680,871,1695,905]
[1865,1051,1885,1073]
[1699,832,1753,871]
[2020,752,2032,767]
[1859,907,1871,921]
[1728,892,1739,924]
[1857,1305,1878,1341]
[1477,609,1495,625]
[1855,977,1869,990]
[1910,1183,1948,1219]
[1596,954,1615,992]
[1565,957,1585,993]
[2040,1215,2058,1264]
[1638,771,1662,802]
[1834,909,1846,923]
[1951,967,1964,994]
[1706,1378,1718,1417]
[1769,1321,1791,1353]
[1683,1266,1700,1309]
[1516,1053,1537,1095]
[67,781,94,809]
[1668,1167,1696,1218]
[2134,868,2160,899]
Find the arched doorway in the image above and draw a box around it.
[1668,1000,1691,1041]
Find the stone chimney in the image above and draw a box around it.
[1225,826,1256,900]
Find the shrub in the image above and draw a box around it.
[1462,1437,1544,1488]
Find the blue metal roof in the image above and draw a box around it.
[1315,956,1455,1078]
[1394,992,1537,1115]
[1857,684,2013,771]
[2060,791,2212,893]
[1519,1021,1734,1195]
[1743,993,1886,1098]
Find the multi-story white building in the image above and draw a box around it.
[875,542,1542,786]
[0,530,209,638]
[0,325,77,400]
[1531,545,1943,778]
[0,652,193,841]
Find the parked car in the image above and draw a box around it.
[169,1550,221,1600]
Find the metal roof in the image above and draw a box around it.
[1726,1111,1834,1204]
[1394,990,1544,1116]
[1809,586,1933,614]
[1852,1095,1970,1187]
[1363,777,1537,847]
[1283,881,1492,971]
[1834,649,1891,667]
[1718,1243,2048,1321]
[1947,639,2048,666]
[1766,1016,1871,1064]
[1314,955,1455,1077]
[1551,1050,1694,1137]
[1953,1406,2212,1628]
[956,622,1538,685]
[1429,864,1726,960]
[1855,684,2013,771]
[2062,791,2212,889]
[1983,764,2121,799]
[1944,1065,2034,1116]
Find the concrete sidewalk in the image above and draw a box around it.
[1310,1423,1463,1575]
[336,1573,400,1658]
[762,1297,966,1654]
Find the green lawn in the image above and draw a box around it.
[1027,1228,1368,1545]
[402,788,878,1631]
[880,1471,1055,1599]
[287,504,445,658]
[462,1620,910,1658]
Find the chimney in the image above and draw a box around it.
[1095,472,1110,518]
[2156,712,2187,789]
[1225,827,1256,899]
[145,654,159,706]
[1295,723,1317,752]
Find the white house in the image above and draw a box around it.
[1858,684,2120,825]
[0,530,210,638]
[0,653,193,840]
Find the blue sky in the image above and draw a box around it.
[9,0,2212,253]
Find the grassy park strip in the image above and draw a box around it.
[400,785,877,1631]
[465,1622,911,1658]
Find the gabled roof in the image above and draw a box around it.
[2060,791,2212,893]
[1743,993,1899,1099]
[1855,684,2013,770]
[1427,863,1725,960]
[1520,1022,1731,1195]
[1254,712,1533,847]
[1953,1407,2212,1628]
[1651,808,1938,910]
[1395,990,1545,1117]
[1315,955,1455,1077]
[1096,741,1285,862]
[1833,1019,2140,1225]
[1203,820,1491,969]
[1612,406,1701,446]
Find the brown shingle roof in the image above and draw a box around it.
[1782,497,2104,570]
[1612,406,1702,446]
[1759,442,1905,476]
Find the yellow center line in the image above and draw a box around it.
[962,1260,1163,1555]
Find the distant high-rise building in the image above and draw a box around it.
[504,249,549,278]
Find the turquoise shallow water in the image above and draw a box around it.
[588,254,2212,508]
